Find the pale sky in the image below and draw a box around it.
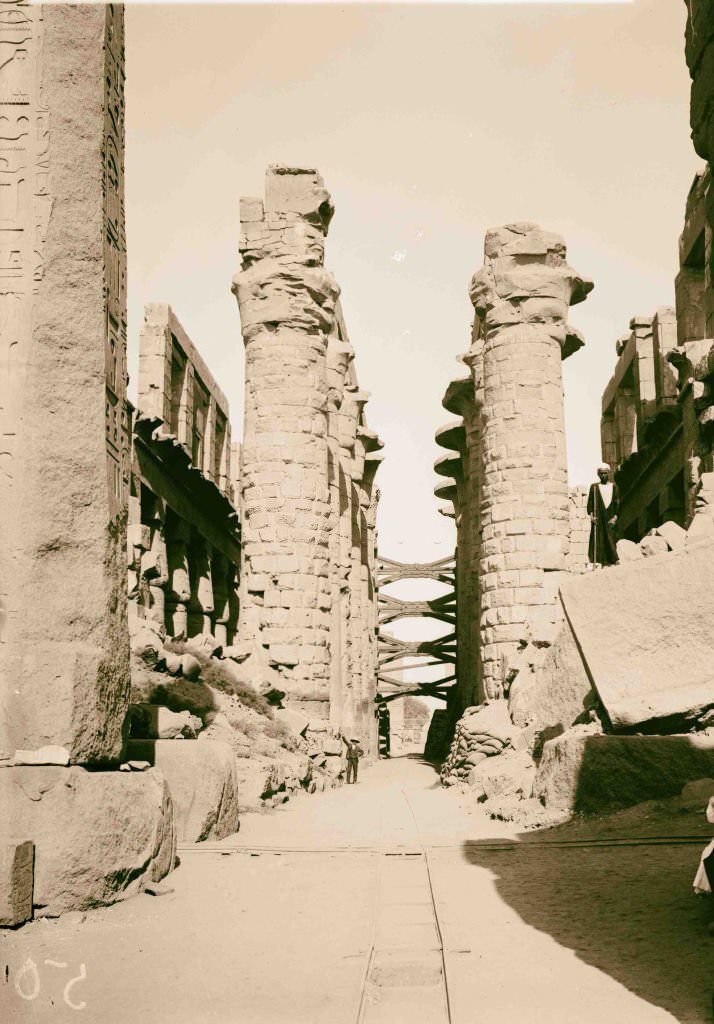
[125,0,701,565]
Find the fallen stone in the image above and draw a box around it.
[640,533,670,558]
[468,750,535,802]
[163,652,182,676]
[129,704,202,740]
[321,735,342,756]
[126,740,239,843]
[180,653,202,681]
[0,842,34,927]
[12,746,70,767]
[616,538,643,562]
[127,760,151,772]
[0,766,176,916]
[273,707,309,737]
[653,520,687,551]
[559,538,714,730]
[533,729,714,814]
[185,634,223,659]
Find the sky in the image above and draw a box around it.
[125,0,701,566]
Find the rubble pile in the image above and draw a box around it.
[129,618,347,818]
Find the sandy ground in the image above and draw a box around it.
[1,755,712,1023]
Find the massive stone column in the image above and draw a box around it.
[0,4,174,919]
[469,223,592,698]
[232,167,337,717]
[0,3,131,762]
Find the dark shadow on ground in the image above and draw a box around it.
[461,830,714,1023]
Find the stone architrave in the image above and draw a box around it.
[0,4,131,765]
[469,223,592,698]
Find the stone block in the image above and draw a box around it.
[533,729,714,815]
[616,538,643,562]
[273,707,310,737]
[126,740,239,843]
[468,751,535,802]
[559,539,714,730]
[639,533,670,558]
[653,520,688,551]
[0,842,34,928]
[0,766,176,916]
[128,705,202,740]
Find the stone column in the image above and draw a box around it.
[469,223,592,698]
[166,515,191,640]
[0,5,174,917]
[0,3,132,763]
[232,167,337,716]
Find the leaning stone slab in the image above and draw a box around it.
[559,538,714,730]
[533,729,714,815]
[0,842,34,928]
[127,740,239,843]
[0,766,176,917]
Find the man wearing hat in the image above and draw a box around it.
[587,463,619,566]
[341,734,364,784]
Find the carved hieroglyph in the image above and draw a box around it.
[0,4,131,764]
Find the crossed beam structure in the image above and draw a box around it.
[375,554,457,704]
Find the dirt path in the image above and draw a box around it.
[1,756,711,1023]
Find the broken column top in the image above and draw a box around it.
[469,221,593,351]
[239,165,335,270]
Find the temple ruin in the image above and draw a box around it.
[3,0,714,936]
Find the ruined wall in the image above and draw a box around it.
[232,167,382,752]
[129,305,240,644]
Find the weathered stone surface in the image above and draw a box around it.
[0,842,34,928]
[12,746,70,767]
[616,539,643,562]
[468,751,535,802]
[560,538,714,730]
[0,6,131,767]
[0,766,176,916]
[126,740,239,843]
[639,533,669,558]
[509,616,594,745]
[653,520,688,551]
[469,223,592,697]
[274,707,309,737]
[533,729,714,815]
[129,704,202,740]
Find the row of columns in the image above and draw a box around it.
[127,490,239,645]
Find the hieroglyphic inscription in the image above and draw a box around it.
[103,4,128,513]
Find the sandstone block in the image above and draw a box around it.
[639,533,669,558]
[273,707,309,737]
[180,653,202,680]
[129,705,201,740]
[468,751,535,802]
[0,766,176,916]
[616,539,643,562]
[126,740,239,843]
[533,729,714,815]
[653,520,687,551]
[0,842,34,928]
[12,746,70,767]
[560,539,714,730]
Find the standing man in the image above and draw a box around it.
[588,463,619,567]
[341,734,364,784]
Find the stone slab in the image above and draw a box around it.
[559,538,714,730]
[127,740,239,843]
[0,842,34,928]
[0,766,175,916]
[534,730,714,815]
